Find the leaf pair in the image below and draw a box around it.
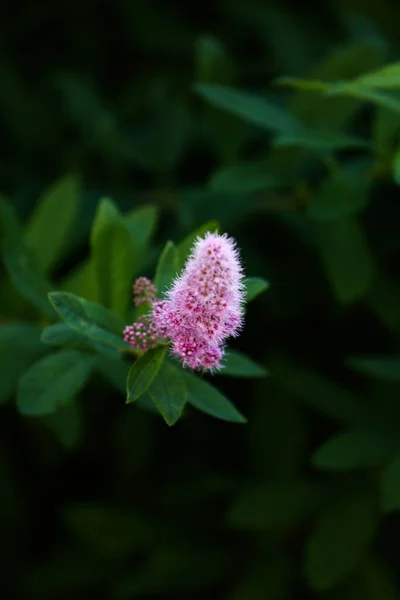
[126,348,249,426]
[126,348,185,426]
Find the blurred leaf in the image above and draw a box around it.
[65,505,154,559]
[274,130,372,152]
[194,84,303,134]
[373,105,400,156]
[0,324,48,404]
[366,275,400,333]
[183,371,246,423]
[355,555,400,600]
[209,161,282,194]
[195,35,233,84]
[115,540,229,597]
[221,350,268,378]
[24,175,79,273]
[153,241,179,296]
[249,388,308,478]
[312,429,395,470]
[286,40,387,129]
[177,220,219,267]
[41,401,83,450]
[148,360,186,425]
[307,168,369,221]
[126,347,166,403]
[245,277,270,301]
[355,62,400,89]
[48,292,129,352]
[0,198,54,317]
[90,198,133,318]
[227,552,291,600]
[41,323,120,359]
[304,489,378,590]
[62,260,98,302]
[123,204,158,274]
[132,97,192,174]
[315,216,375,303]
[228,479,322,534]
[325,84,400,116]
[346,355,400,381]
[381,454,400,513]
[17,350,95,416]
[271,358,363,422]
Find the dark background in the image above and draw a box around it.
[1,0,400,598]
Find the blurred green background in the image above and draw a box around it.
[2,0,400,598]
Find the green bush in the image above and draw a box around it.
[1,0,400,598]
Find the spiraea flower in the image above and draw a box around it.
[123,233,245,371]
[152,232,245,371]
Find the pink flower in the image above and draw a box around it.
[152,232,245,371]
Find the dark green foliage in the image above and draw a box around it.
[1,1,400,598]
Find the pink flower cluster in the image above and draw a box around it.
[132,276,157,306]
[123,233,245,371]
[123,316,159,352]
[152,233,245,371]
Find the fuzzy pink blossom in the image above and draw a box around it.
[152,232,245,371]
[132,277,157,306]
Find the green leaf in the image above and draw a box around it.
[124,204,158,272]
[17,350,95,416]
[373,106,400,157]
[314,216,374,303]
[183,371,246,423]
[126,347,166,403]
[221,350,268,378]
[0,198,54,317]
[228,480,322,534]
[24,175,79,273]
[194,84,303,134]
[285,40,387,129]
[177,220,219,268]
[41,323,120,359]
[271,358,363,422]
[273,130,372,152]
[355,62,400,89]
[0,324,49,404]
[381,454,400,513]
[325,85,400,116]
[41,401,83,449]
[148,361,187,425]
[48,291,129,352]
[307,168,369,221]
[153,241,179,296]
[209,161,282,194]
[346,355,400,381]
[312,429,394,471]
[195,35,232,84]
[304,490,378,590]
[90,198,133,318]
[245,277,270,302]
